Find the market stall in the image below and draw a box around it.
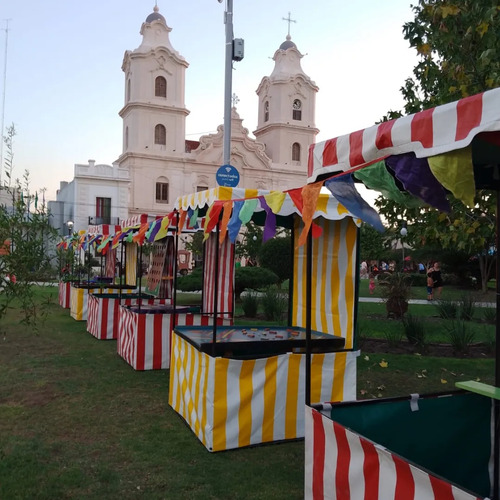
[69,224,136,321]
[116,214,232,371]
[305,87,500,499]
[169,186,363,451]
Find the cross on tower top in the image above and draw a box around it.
[231,93,240,108]
[282,12,296,37]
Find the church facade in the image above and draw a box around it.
[51,6,319,234]
[116,6,319,218]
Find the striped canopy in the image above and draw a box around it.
[308,87,500,190]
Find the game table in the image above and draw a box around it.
[174,325,345,357]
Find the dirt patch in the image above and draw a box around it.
[360,337,495,359]
[1,385,60,408]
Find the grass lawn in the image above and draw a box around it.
[0,284,497,498]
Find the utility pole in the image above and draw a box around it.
[0,19,11,186]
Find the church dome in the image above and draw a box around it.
[279,35,297,51]
[146,5,165,23]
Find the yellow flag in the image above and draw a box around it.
[428,147,475,208]
[264,191,286,214]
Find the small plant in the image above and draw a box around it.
[378,272,412,319]
[241,291,259,318]
[445,319,476,354]
[459,293,476,321]
[402,314,427,350]
[483,307,496,324]
[483,329,496,354]
[383,327,403,348]
[434,299,458,319]
[261,286,288,323]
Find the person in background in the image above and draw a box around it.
[426,265,434,301]
[369,273,376,295]
[418,262,425,274]
[431,261,443,299]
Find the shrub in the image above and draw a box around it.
[241,291,259,317]
[483,307,496,324]
[378,272,412,319]
[261,286,288,323]
[402,314,426,350]
[258,236,292,283]
[445,320,476,354]
[459,293,476,321]
[176,267,203,292]
[434,299,458,320]
[383,327,403,348]
[235,267,279,299]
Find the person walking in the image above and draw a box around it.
[426,266,434,301]
[369,273,376,295]
[431,261,443,299]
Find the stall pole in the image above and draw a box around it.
[305,228,313,406]
[494,192,500,500]
[287,220,295,326]
[353,226,361,349]
[212,223,221,356]
[138,242,143,312]
[119,240,124,303]
[173,212,179,324]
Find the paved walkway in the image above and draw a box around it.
[360,297,495,308]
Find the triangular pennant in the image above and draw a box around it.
[228,201,244,243]
[297,182,323,246]
[259,197,277,243]
[325,175,385,232]
[219,201,233,245]
[263,191,286,214]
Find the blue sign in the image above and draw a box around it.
[216,164,240,188]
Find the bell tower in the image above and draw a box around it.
[254,24,319,170]
[118,5,189,159]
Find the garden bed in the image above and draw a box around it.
[360,337,494,358]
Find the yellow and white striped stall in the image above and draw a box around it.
[170,187,361,451]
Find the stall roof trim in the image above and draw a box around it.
[174,186,359,222]
[308,86,500,183]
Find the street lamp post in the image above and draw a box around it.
[67,220,74,236]
[400,222,407,271]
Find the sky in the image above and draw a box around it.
[0,0,419,202]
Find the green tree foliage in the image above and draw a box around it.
[376,1,500,292]
[359,223,391,263]
[401,0,500,113]
[257,235,291,283]
[236,222,262,261]
[0,175,58,334]
[234,267,278,300]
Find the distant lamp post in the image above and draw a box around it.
[400,222,407,270]
[66,220,74,236]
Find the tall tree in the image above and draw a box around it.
[376,0,500,292]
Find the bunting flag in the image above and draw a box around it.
[203,202,224,241]
[189,208,199,228]
[227,200,244,243]
[154,216,171,242]
[385,153,451,212]
[177,209,188,234]
[132,223,149,245]
[428,147,476,208]
[238,199,258,225]
[353,161,422,208]
[298,182,323,247]
[325,175,385,232]
[259,197,277,242]
[288,187,323,239]
[219,201,233,245]
[264,191,286,214]
[111,231,123,249]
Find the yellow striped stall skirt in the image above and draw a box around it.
[70,286,134,321]
[168,331,359,452]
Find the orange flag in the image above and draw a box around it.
[219,201,233,245]
[177,209,188,234]
[132,223,148,245]
[298,182,323,247]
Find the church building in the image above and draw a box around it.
[51,5,319,234]
[117,5,319,218]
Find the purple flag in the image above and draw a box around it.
[259,197,276,242]
[385,153,451,212]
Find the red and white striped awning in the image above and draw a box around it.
[308,87,500,183]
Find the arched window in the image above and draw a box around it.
[292,99,302,120]
[156,176,169,203]
[155,76,167,98]
[292,142,301,162]
[154,124,166,145]
[264,101,269,122]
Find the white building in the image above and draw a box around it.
[49,160,129,236]
[52,5,319,228]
